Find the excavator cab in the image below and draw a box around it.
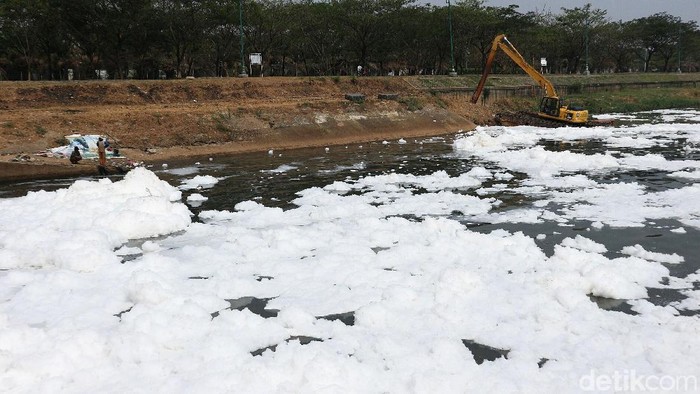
[539,96,560,117]
[537,96,589,124]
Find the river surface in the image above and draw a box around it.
[2,111,699,314]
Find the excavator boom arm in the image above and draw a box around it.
[471,34,557,103]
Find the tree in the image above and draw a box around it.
[628,13,684,72]
[554,3,607,73]
[202,0,241,77]
[244,0,294,76]
[331,0,413,75]
[468,4,533,72]
[92,0,154,78]
[525,12,566,74]
[0,0,43,80]
[292,1,344,75]
[56,0,103,78]
[679,22,700,72]
[56,0,155,79]
[0,0,698,79]
[389,5,435,74]
[154,0,208,78]
[597,21,636,72]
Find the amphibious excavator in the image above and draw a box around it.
[470,34,607,127]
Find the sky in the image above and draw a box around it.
[428,0,699,23]
[1,109,700,391]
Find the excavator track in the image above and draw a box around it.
[495,111,567,128]
[495,111,614,128]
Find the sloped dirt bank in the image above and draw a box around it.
[0,77,491,182]
[0,76,489,182]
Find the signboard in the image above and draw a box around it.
[250,53,262,66]
[540,58,547,67]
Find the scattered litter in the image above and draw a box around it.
[11,154,34,162]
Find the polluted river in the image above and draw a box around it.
[1,109,699,392]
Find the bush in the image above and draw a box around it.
[34,125,48,136]
[399,97,423,111]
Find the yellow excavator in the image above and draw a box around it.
[470,34,590,126]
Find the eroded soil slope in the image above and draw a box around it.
[0,76,492,181]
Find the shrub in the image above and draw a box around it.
[399,97,423,111]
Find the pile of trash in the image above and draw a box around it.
[42,134,119,159]
[34,133,140,175]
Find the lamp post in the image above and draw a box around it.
[584,17,590,75]
[447,0,457,76]
[238,0,248,77]
[677,24,682,73]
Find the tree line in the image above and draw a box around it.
[1,0,698,81]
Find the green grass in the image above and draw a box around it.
[412,72,700,90]
[399,96,424,111]
[212,109,235,133]
[34,125,48,136]
[568,87,700,114]
[434,96,448,109]
[481,85,698,115]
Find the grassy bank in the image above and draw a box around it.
[418,72,699,115]
[413,72,700,90]
[568,87,700,114]
[503,87,700,115]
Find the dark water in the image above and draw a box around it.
[1,125,698,314]
[157,137,467,213]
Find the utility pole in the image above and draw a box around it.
[677,24,682,73]
[584,17,590,75]
[447,0,457,76]
[238,0,248,77]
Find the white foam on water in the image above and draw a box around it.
[2,111,700,392]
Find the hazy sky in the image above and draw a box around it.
[427,0,699,23]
